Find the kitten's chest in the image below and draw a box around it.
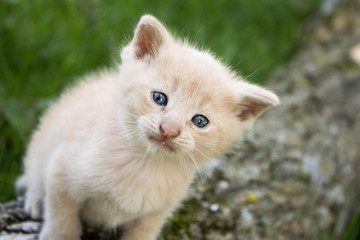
[117,161,192,212]
[83,157,194,228]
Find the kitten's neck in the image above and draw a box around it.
[135,148,198,177]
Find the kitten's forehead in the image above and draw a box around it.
[156,44,237,107]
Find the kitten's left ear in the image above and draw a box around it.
[236,82,280,121]
[132,15,172,59]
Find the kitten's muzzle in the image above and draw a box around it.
[147,119,181,152]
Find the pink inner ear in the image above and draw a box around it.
[237,96,271,121]
[132,15,170,60]
[135,25,161,59]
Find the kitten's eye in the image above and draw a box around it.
[153,92,167,106]
[191,115,209,128]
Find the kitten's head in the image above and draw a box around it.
[119,15,279,162]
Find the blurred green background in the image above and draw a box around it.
[0,0,321,202]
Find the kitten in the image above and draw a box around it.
[16,15,279,240]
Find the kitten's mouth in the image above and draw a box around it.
[148,136,175,152]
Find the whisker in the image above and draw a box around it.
[193,147,211,161]
[246,66,264,80]
[197,142,227,159]
[185,151,204,181]
[124,111,140,119]
[179,157,190,175]
[122,121,138,124]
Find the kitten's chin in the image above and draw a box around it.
[148,136,176,152]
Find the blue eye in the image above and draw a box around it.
[153,92,167,106]
[191,115,209,128]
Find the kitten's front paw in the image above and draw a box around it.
[24,197,43,219]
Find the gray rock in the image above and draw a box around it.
[0,234,37,240]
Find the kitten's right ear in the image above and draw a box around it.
[132,15,172,60]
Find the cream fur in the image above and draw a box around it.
[17,15,279,240]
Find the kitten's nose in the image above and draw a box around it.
[160,121,180,139]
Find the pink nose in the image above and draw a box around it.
[160,121,180,139]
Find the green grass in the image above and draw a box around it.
[0,0,320,201]
[342,206,360,240]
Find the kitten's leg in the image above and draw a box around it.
[39,147,83,240]
[22,131,49,219]
[23,159,46,219]
[39,188,82,240]
[121,210,170,240]
[15,174,28,195]
[24,176,44,220]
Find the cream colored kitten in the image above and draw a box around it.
[16,15,279,240]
